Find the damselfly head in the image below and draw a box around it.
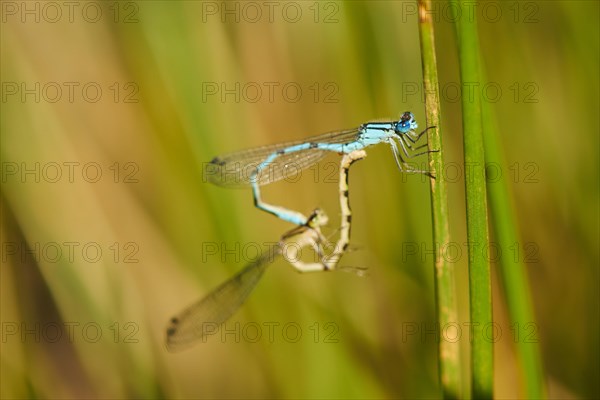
[394,111,418,134]
[307,208,329,228]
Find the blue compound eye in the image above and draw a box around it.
[395,111,417,133]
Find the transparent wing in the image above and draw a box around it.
[203,128,361,188]
[166,248,280,352]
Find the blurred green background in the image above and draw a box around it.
[1,1,598,398]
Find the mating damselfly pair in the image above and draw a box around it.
[166,112,434,351]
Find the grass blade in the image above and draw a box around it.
[449,0,494,397]
[417,1,462,398]
[481,85,546,398]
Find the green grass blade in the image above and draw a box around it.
[449,0,494,397]
[417,1,462,398]
[481,87,546,398]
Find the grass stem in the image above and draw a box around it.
[417,1,462,398]
[450,0,494,397]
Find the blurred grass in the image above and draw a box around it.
[1,1,599,399]
[480,77,545,398]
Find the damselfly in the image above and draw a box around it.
[167,151,367,350]
[204,112,434,226]
[165,208,328,351]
